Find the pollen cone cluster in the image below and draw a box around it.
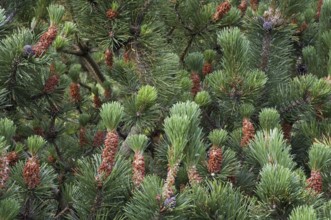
[202,62,213,76]
[98,131,119,178]
[208,147,223,174]
[23,156,41,189]
[32,25,58,57]
[0,154,10,189]
[105,49,113,69]
[93,94,102,109]
[93,130,105,148]
[250,0,259,12]
[306,170,323,194]
[240,118,255,147]
[44,74,60,94]
[132,153,145,187]
[238,0,248,14]
[162,163,179,199]
[188,165,202,185]
[191,72,201,96]
[213,1,231,22]
[69,82,81,103]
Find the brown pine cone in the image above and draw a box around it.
[187,165,202,185]
[98,131,119,178]
[44,74,60,94]
[7,151,19,166]
[238,0,248,14]
[202,62,213,76]
[306,170,323,194]
[93,94,102,109]
[0,154,10,189]
[69,82,81,103]
[191,72,201,96]
[240,118,255,147]
[105,49,113,69]
[32,25,58,57]
[132,152,145,187]
[213,1,231,21]
[106,9,118,20]
[23,156,41,189]
[250,0,259,12]
[208,147,223,174]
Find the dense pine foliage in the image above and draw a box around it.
[1,0,331,219]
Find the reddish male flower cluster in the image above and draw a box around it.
[44,74,60,94]
[213,1,231,22]
[23,156,41,189]
[93,94,102,109]
[79,127,88,147]
[187,165,202,185]
[105,49,113,69]
[162,163,179,198]
[0,154,10,189]
[240,118,255,147]
[190,72,201,96]
[132,153,145,187]
[7,151,19,166]
[281,122,292,142]
[69,82,81,103]
[208,147,223,174]
[306,170,323,194]
[250,0,259,12]
[32,26,58,57]
[238,0,248,14]
[202,62,213,76]
[106,9,118,20]
[93,130,106,148]
[98,131,119,178]
[316,0,323,20]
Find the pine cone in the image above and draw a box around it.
[23,156,41,189]
[0,154,10,189]
[105,49,113,69]
[32,25,58,57]
[202,62,213,76]
[238,0,248,14]
[69,82,81,103]
[213,1,231,22]
[93,94,102,109]
[191,72,201,96]
[306,170,323,193]
[250,0,259,11]
[208,147,223,174]
[44,74,60,94]
[240,118,255,147]
[187,165,202,185]
[106,9,118,20]
[132,152,145,187]
[93,130,106,148]
[98,131,119,178]
[7,151,19,166]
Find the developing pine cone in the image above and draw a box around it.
[240,118,255,147]
[132,153,145,187]
[7,151,19,166]
[208,147,223,174]
[250,0,259,11]
[93,130,106,148]
[0,154,10,189]
[213,1,231,21]
[106,9,118,20]
[23,156,41,189]
[32,25,58,57]
[238,0,248,14]
[306,170,323,194]
[93,94,102,109]
[162,164,179,198]
[98,131,119,178]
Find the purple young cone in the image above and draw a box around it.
[163,196,176,209]
[23,45,35,57]
[263,21,273,31]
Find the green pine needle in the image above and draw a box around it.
[0,118,16,144]
[289,205,317,220]
[208,129,228,147]
[135,85,158,111]
[127,134,149,153]
[27,135,46,155]
[100,102,124,131]
[47,4,65,26]
[259,108,281,131]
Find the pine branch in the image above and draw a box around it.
[180,35,195,64]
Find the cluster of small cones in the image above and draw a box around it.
[238,0,248,14]
[69,82,81,103]
[98,131,119,178]
[79,127,88,147]
[202,62,213,76]
[213,1,231,22]
[106,9,118,20]
[162,163,179,199]
[306,170,323,194]
[93,130,106,148]
[132,153,145,187]
[208,147,223,175]
[316,0,323,20]
[44,74,60,94]
[240,118,255,147]
[93,94,102,109]
[250,0,259,12]
[23,156,41,189]
[105,49,114,69]
[281,122,293,142]
[32,26,58,57]
[187,165,202,185]
[191,72,201,96]
[7,151,19,166]
[0,153,10,189]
